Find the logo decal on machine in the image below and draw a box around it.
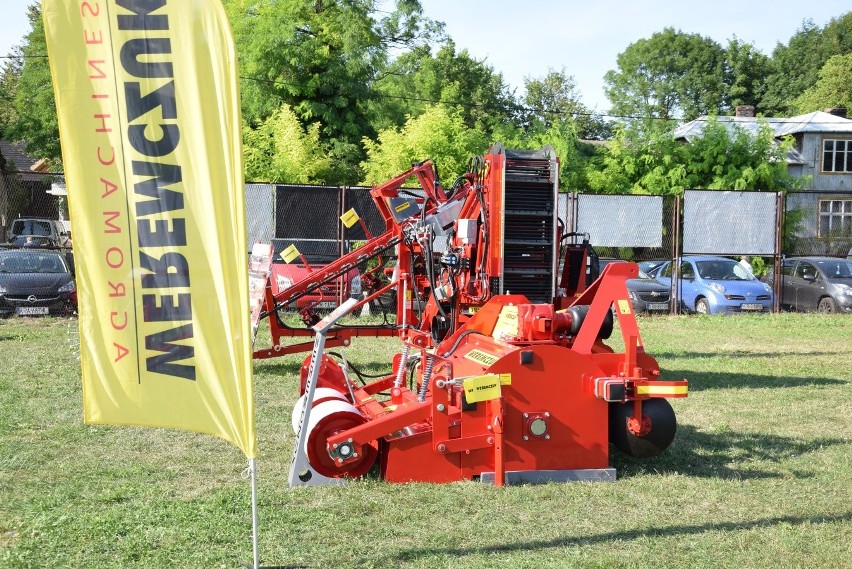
[464,349,500,367]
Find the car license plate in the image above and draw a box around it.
[741,303,763,311]
[648,302,669,310]
[316,301,337,309]
[16,306,49,316]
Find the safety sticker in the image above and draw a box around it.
[281,244,300,264]
[617,300,632,315]
[463,374,509,403]
[395,201,411,213]
[340,208,360,228]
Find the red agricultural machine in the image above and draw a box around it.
[260,144,687,486]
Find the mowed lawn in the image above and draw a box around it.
[1,314,850,568]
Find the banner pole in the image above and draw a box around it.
[250,458,259,569]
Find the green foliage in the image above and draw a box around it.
[520,67,611,141]
[6,4,59,162]
[370,41,516,138]
[792,53,852,114]
[724,37,770,109]
[604,28,727,121]
[242,104,332,183]
[587,119,802,194]
[760,12,852,115]
[360,105,487,185]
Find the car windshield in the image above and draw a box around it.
[816,259,852,278]
[695,260,754,281]
[0,252,67,274]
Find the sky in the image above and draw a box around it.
[2,0,849,111]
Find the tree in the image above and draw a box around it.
[5,4,59,162]
[604,28,726,122]
[370,40,517,139]
[225,0,439,135]
[586,119,802,195]
[792,53,852,114]
[760,12,852,115]
[360,105,487,185]
[521,68,611,141]
[224,0,443,184]
[724,37,770,110]
[242,104,333,184]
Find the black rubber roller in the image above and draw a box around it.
[609,398,677,458]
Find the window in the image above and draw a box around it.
[818,199,852,237]
[822,139,852,173]
[795,262,817,280]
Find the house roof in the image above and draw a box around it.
[673,111,852,166]
[0,140,44,182]
[674,111,852,140]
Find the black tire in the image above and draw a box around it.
[609,398,677,458]
[817,296,837,313]
[695,297,711,315]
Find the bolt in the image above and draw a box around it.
[523,413,529,418]
[436,404,446,412]
[338,458,344,463]
[544,412,550,418]
[523,435,529,441]
[545,434,550,440]
[437,444,447,453]
[487,437,494,445]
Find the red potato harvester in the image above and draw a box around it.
[282,145,687,485]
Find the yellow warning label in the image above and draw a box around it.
[395,201,411,213]
[464,349,499,367]
[492,305,519,341]
[281,244,300,264]
[463,374,503,403]
[340,208,360,228]
[617,300,632,315]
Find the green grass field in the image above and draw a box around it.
[1,314,850,568]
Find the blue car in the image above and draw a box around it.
[651,256,773,315]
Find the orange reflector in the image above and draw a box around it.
[636,383,688,397]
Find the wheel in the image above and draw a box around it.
[303,400,377,479]
[609,399,677,458]
[695,297,711,315]
[817,296,837,313]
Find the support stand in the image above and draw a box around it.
[288,298,359,487]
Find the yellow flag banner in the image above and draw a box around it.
[43,0,256,458]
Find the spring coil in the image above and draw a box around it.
[393,344,410,389]
[417,354,435,402]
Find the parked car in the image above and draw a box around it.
[599,259,670,314]
[6,218,71,247]
[769,256,852,313]
[650,256,773,315]
[0,249,77,317]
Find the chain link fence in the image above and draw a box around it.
[5,165,852,316]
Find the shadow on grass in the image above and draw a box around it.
[360,511,851,566]
[654,350,845,360]
[612,424,846,480]
[660,368,846,391]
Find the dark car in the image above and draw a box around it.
[0,249,77,317]
[772,256,852,313]
[599,259,670,314]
